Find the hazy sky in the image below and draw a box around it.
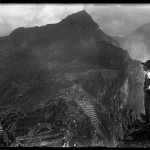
[85,4,150,36]
[1,4,150,37]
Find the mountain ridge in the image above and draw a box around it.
[4,10,119,49]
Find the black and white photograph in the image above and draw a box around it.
[0,3,150,147]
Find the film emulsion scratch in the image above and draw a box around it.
[0,4,150,147]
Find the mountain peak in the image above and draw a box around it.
[60,9,99,30]
[66,9,90,17]
[73,9,89,15]
[69,10,92,20]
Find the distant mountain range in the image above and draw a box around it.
[114,22,150,62]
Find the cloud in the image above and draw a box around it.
[84,4,150,36]
[1,4,150,37]
[0,4,83,36]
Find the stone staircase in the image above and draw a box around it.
[75,100,102,135]
[61,85,104,137]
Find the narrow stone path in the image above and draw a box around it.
[76,100,100,134]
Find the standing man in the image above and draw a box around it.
[141,60,150,123]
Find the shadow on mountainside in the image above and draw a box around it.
[118,110,150,147]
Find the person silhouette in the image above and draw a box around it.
[141,60,150,123]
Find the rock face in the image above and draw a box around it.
[0,10,145,147]
[126,60,145,114]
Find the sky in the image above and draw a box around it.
[1,4,150,37]
[85,4,150,37]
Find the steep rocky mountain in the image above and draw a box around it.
[0,10,145,147]
[114,22,150,62]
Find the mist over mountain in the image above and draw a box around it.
[114,22,150,62]
[0,10,145,147]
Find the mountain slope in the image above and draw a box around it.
[0,10,145,147]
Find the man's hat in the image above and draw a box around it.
[141,60,150,68]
